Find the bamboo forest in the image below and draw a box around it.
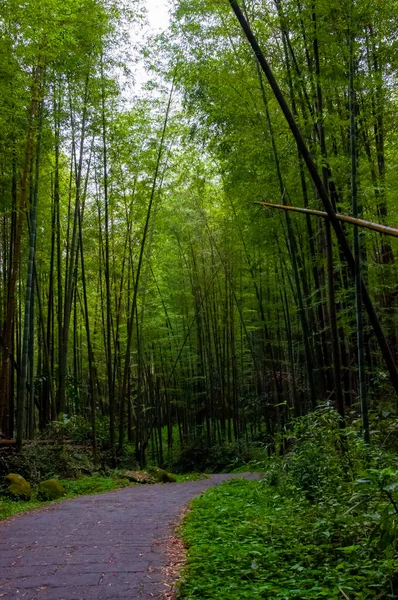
[1,0,398,598]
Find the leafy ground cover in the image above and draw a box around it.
[179,407,398,599]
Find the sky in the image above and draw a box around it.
[123,0,171,99]
[146,0,170,33]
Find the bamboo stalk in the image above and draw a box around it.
[229,0,398,398]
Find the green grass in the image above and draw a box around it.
[179,478,395,600]
[231,459,268,473]
[0,473,136,521]
[0,496,45,520]
[175,473,210,482]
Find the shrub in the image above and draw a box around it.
[170,438,266,473]
[39,414,112,448]
[179,409,398,600]
[0,444,96,483]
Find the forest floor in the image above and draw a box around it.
[0,472,259,600]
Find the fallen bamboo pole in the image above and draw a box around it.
[258,201,398,238]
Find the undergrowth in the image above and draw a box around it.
[179,405,398,599]
[169,438,267,473]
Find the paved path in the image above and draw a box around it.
[0,473,258,600]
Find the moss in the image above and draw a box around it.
[5,473,31,500]
[148,467,177,483]
[123,468,177,484]
[123,470,154,484]
[38,479,65,500]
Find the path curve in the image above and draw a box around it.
[0,473,259,599]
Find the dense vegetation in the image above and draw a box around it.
[0,0,398,463]
[180,408,398,599]
[1,0,398,593]
[0,0,398,598]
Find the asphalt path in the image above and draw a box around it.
[0,473,259,600]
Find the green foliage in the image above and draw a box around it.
[61,473,132,497]
[282,405,356,499]
[179,409,398,599]
[170,439,267,473]
[0,444,96,483]
[353,468,398,555]
[115,444,140,471]
[39,415,111,449]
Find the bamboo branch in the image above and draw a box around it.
[339,587,351,600]
[258,201,398,238]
